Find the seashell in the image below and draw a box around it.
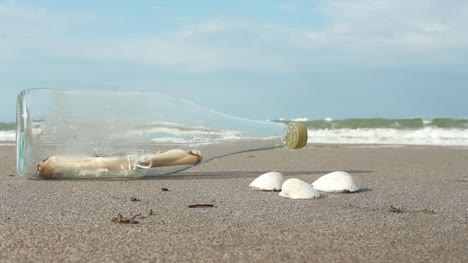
[249,172,285,191]
[311,171,360,193]
[279,178,320,199]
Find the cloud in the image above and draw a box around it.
[277,4,298,12]
[150,5,166,10]
[0,0,467,74]
[65,21,293,72]
[316,0,468,49]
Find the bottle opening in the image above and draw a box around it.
[285,123,308,149]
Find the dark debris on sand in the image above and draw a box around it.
[388,206,403,213]
[188,204,215,208]
[111,209,157,224]
[111,213,144,224]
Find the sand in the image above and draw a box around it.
[0,144,467,262]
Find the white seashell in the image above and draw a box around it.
[279,178,320,199]
[249,172,285,191]
[311,171,360,193]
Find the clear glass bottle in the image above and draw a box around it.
[17,89,308,179]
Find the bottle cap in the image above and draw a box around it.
[285,122,308,149]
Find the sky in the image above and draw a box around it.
[0,0,467,122]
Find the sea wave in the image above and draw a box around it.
[0,130,15,141]
[278,118,468,129]
[2,118,468,146]
[291,117,308,122]
[308,127,468,146]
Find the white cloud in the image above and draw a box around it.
[0,1,467,73]
[277,4,298,12]
[150,5,166,10]
[316,0,468,49]
[62,22,293,72]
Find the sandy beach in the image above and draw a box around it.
[0,144,467,262]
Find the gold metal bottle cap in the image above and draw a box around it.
[285,122,308,149]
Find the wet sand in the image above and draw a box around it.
[0,144,467,262]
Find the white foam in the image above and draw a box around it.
[0,130,15,141]
[422,119,432,125]
[308,128,468,146]
[291,117,308,122]
[4,126,468,147]
[127,126,246,144]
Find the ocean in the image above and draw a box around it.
[283,118,468,146]
[2,118,468,146]
[0,122,15,142]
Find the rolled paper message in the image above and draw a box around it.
[37,149,203,179]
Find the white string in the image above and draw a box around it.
[127,154,154,170]
[136,156,153,169]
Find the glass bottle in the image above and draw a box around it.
[16,89,308,179]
